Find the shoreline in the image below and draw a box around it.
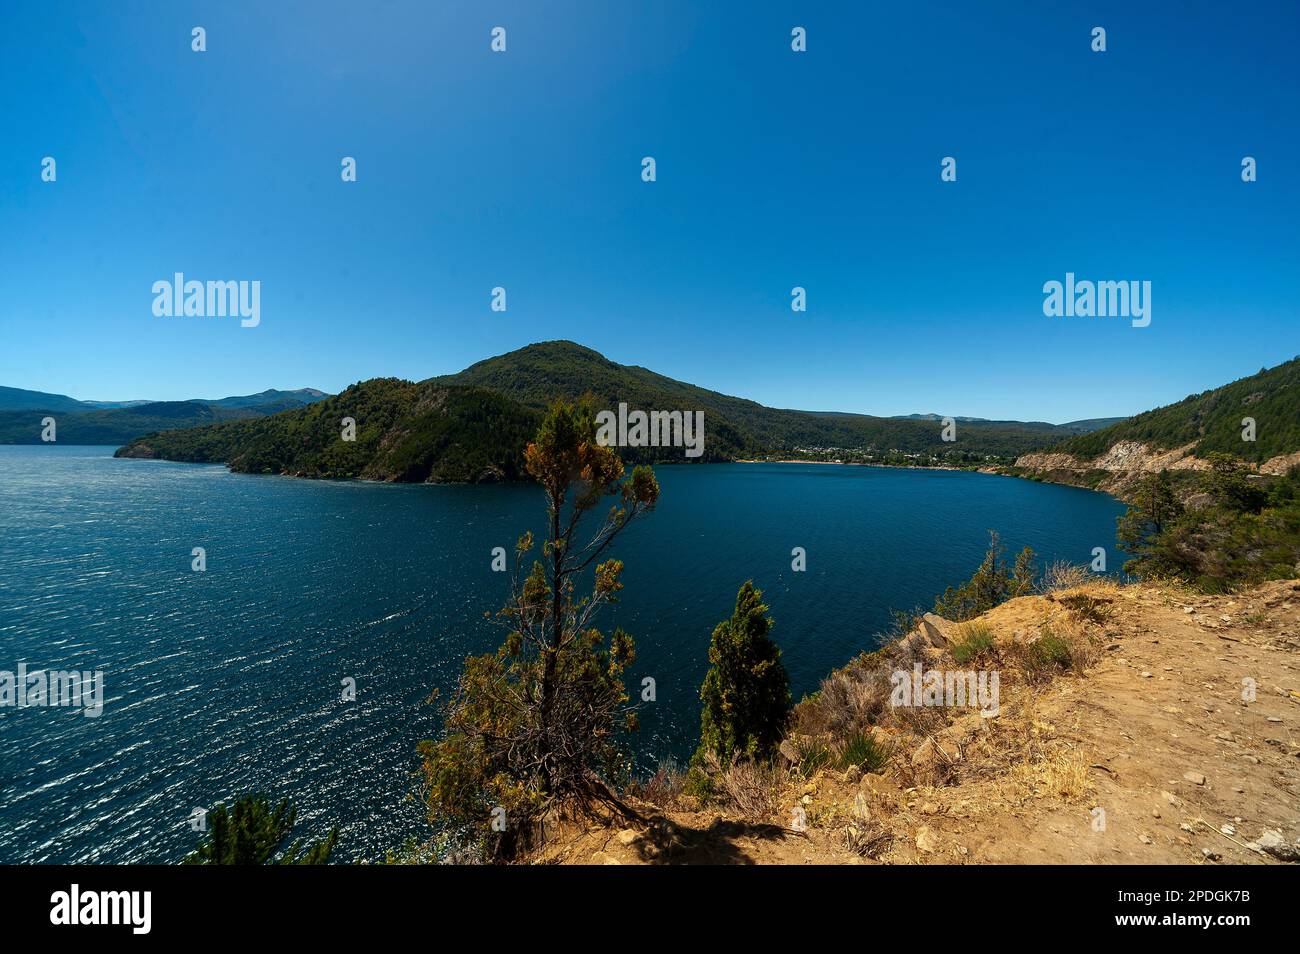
[101,444,1125,502]
[736,457,1128,503]
[735,458,967,472]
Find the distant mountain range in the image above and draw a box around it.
[891,413,1125,435]
[109,341,1131,482]
[0,385,327,413]
[0,388,329,445]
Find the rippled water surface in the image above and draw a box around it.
[0,446,1125,862]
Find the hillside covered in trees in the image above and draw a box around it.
[117,381,538,482]
[115,341,1108,480]
[435,341,1089,460]
[1050,356,1300,464]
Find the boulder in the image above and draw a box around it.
[915,825,940,854]
[919,613,956,645]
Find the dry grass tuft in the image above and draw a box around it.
[635,760,685,809]
[796,665,891,738]
[708,754,781,823]
[1040,561,1093,593]
[1007,746,1092,803]
[843,822,894,859]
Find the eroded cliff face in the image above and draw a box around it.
[1260,451,1300,476]
[1016,440,1205,475]
[1011,440,1298,500]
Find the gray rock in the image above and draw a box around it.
[1257,829,1285,850]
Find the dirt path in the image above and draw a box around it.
[536,580,1300,865]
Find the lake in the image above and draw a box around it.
[0,446,1126,862]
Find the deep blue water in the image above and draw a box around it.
[0,446,1125,862]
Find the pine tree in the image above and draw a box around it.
[1116,471,1184,576]
[1011,545,1037,597]
[1205,452,1268,514]
[182,794,337,864]
[933,532,1037,621]
[693,581,790,765]
[420,398,659,858]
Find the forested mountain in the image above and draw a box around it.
[432,341,1087,459]
[0,386,95,413]
[2,402,255,444]
[118,381,537,483]
[201,388,329,410]
[114,341,1110,481]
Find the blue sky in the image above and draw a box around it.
[1,1,1296,422]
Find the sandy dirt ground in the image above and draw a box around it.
[534,580,1300,865]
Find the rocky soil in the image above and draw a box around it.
[533,579,1300,865]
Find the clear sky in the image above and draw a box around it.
[2,1,1296,422]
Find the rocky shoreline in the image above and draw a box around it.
[1000,439,1300,502]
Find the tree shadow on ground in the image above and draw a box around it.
[629,815,796,865]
